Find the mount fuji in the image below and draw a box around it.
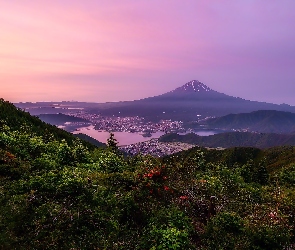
[93,80,295,121]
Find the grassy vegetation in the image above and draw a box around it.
[1,99,295,249]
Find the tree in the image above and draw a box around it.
[107,132,118,152]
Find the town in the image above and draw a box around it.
[66,110,199,155]
[120,138,195,157]
[69,110,188,134]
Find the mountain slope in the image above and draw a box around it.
[37,114,89,125]
[74,133,106,147]
[164,145,295,175]
[159,131,295,149]
[89,80,295,121]
[2,98,295,249]
[205,110,295,134]
[0,99,99,149]
[15,80,295,122]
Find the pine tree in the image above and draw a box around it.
[107,132,118,152]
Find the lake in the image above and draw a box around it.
[73,126,218,146]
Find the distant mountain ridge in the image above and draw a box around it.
[92,80,295,121]
[204,110,295,134]
[15,80,295,122]
[38,114,89,125]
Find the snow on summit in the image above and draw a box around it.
[172,80,211,93]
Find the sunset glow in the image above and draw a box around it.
[1,1,294,104]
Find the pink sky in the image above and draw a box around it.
[1,1,295,105]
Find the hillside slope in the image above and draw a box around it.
[38,113,90,125]
[0,99,98,149]
[205,110,295,134]
[2,98,295,249]
[159,131,295,148]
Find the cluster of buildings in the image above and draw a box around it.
[94,117,185,134]
[69,111,101,123]
[70,111,185,134]
[120,138,195,157]
[66,111,199,156]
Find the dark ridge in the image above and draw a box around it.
[74,133,106,148]
[159,131,295,149]
[38,113,89,125]
[204,110,295,134]
[0,98,97,149]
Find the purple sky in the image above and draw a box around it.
[1,1,295,105]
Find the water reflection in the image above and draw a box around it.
[73,126,165,146]
[73,126,218,146]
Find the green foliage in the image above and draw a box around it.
[1,99,295,249]
[241,160,269,185]
[149,227,190,250]
[142,207,193,250]
[91,149,127,173]
[277,164,295,186]
[0,98,96,149]
[204,212,244,249]
[246,223,291,250]
[107,132,119,152]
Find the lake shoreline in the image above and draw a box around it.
[73,126,220,146]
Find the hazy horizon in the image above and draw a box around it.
[1,1,295,105]
[11,79,295,107]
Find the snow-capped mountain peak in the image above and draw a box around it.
[172,80,211,93]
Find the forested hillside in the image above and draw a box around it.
[159,131,295,149]
[74,133,106,148]
[1,99,295,249]
[0,99,96,150]
[204,110,295,134]
[38,113,89,126]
